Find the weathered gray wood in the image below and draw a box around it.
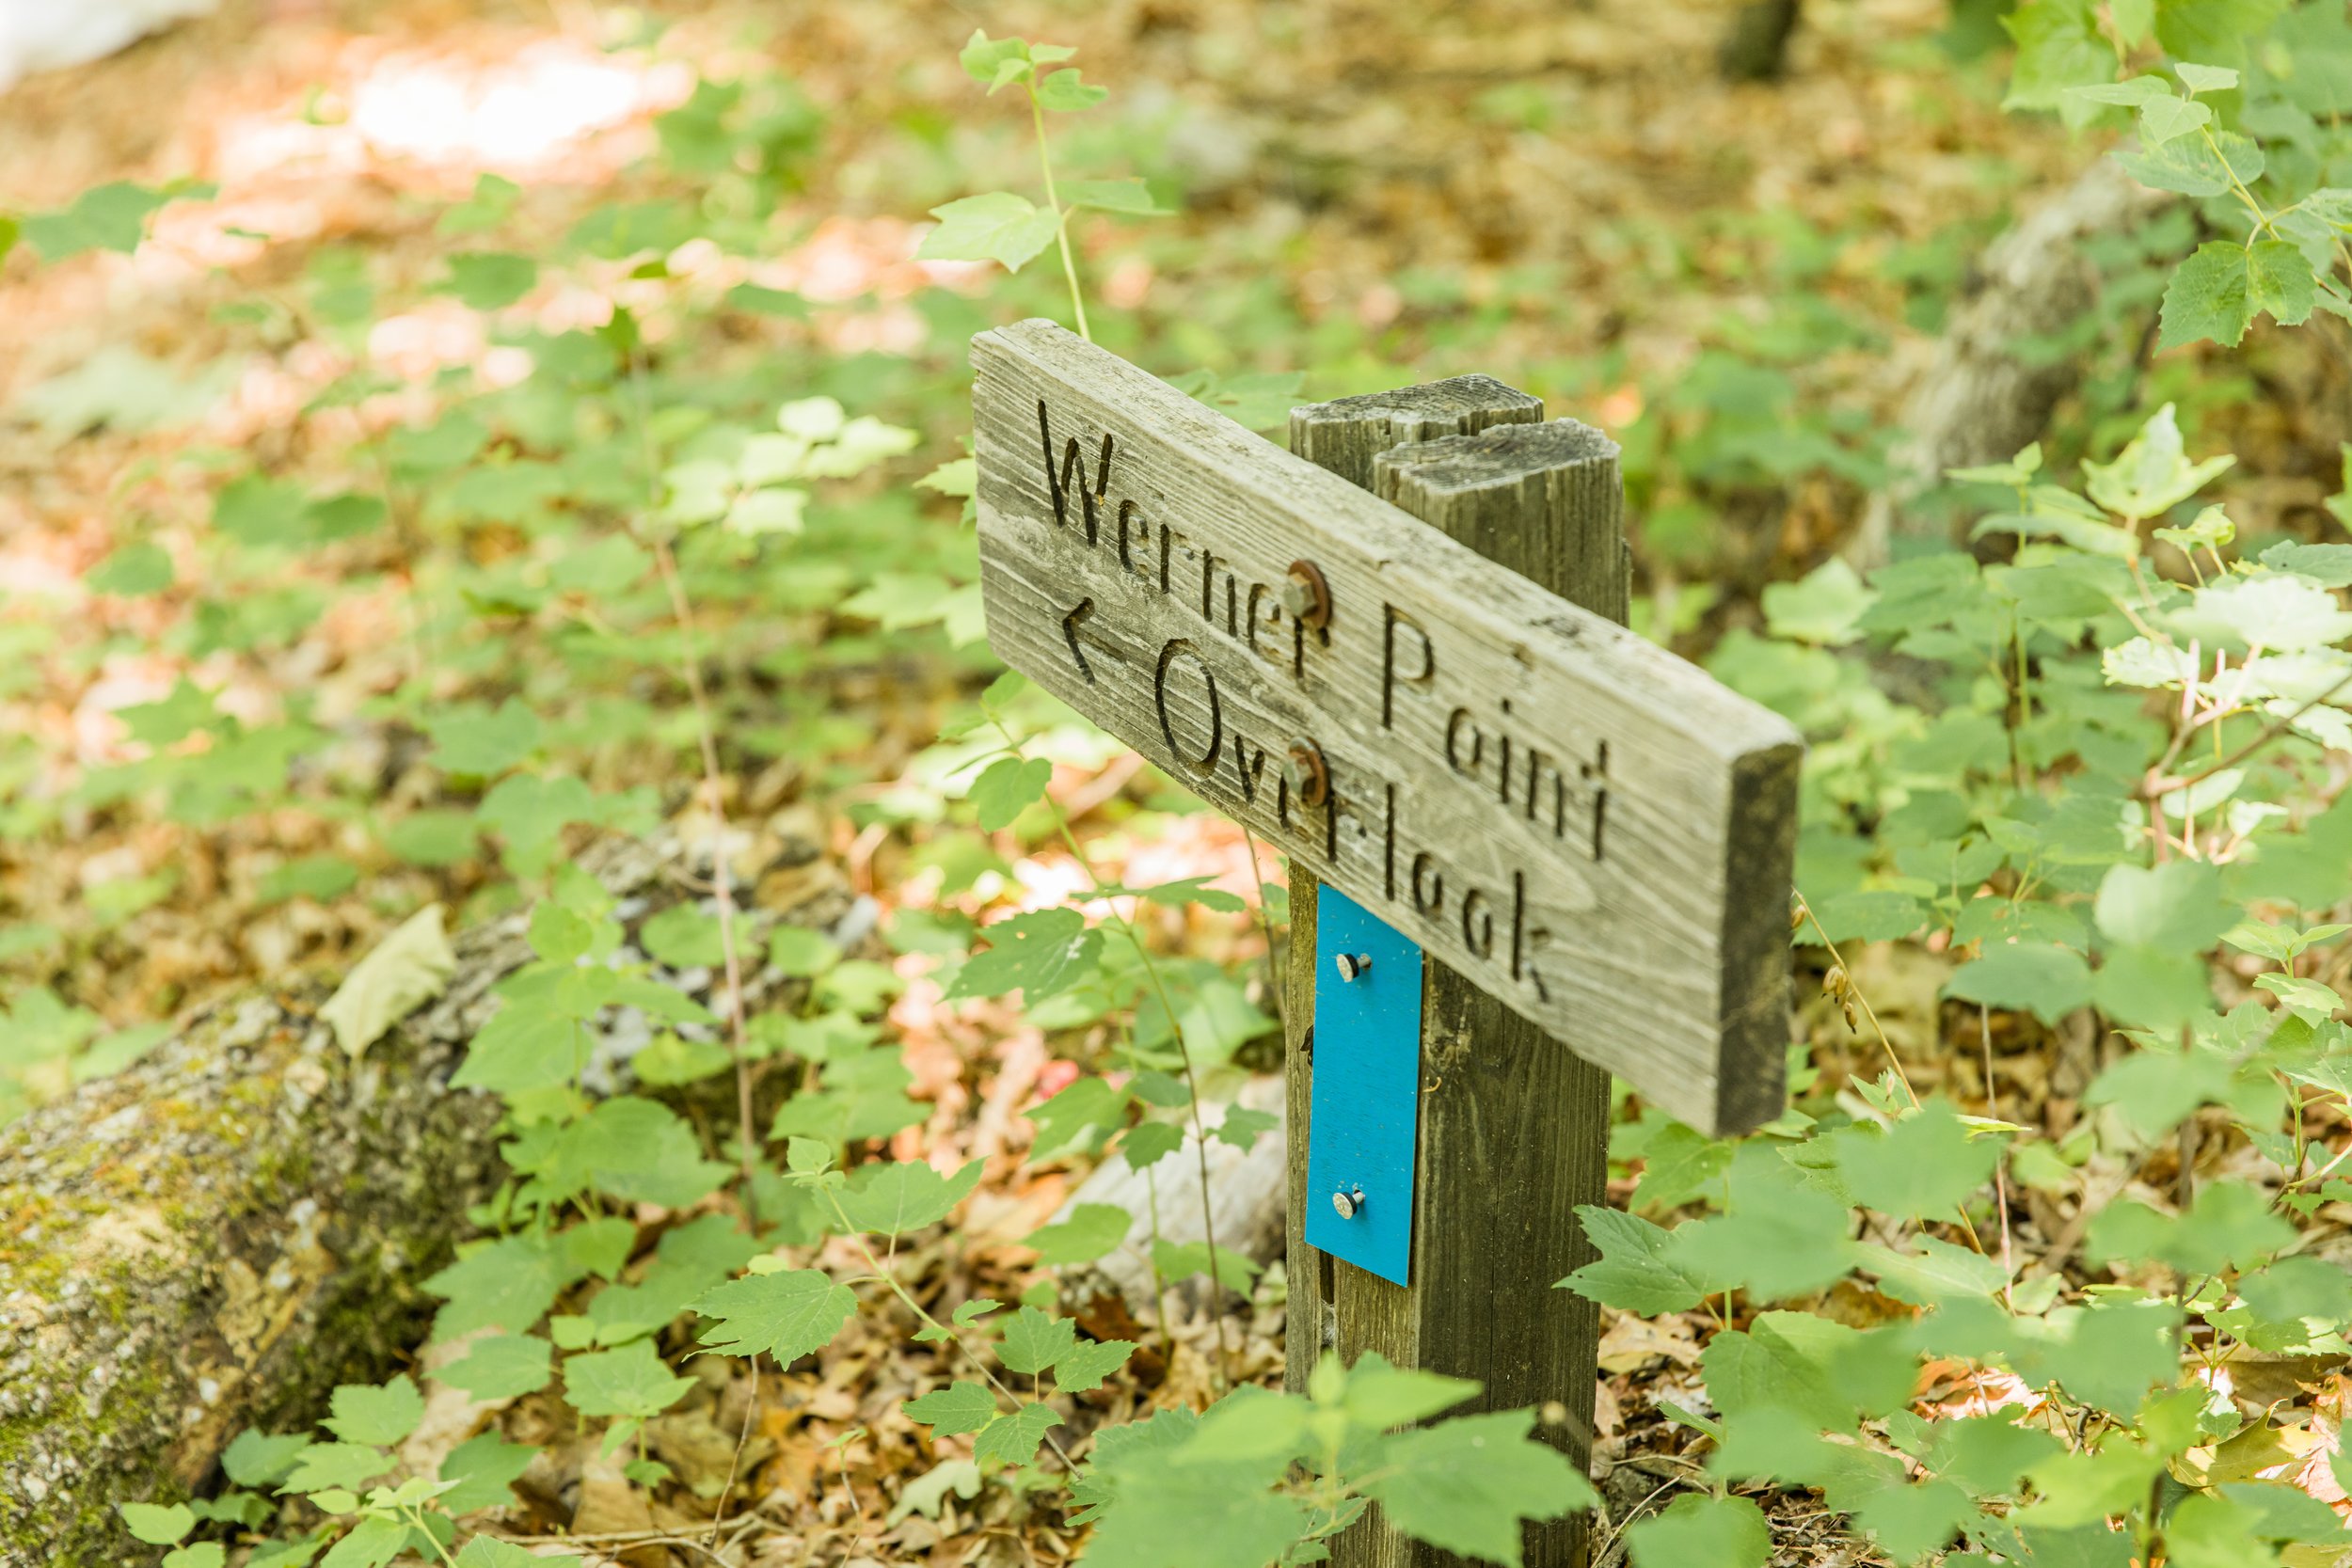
[1289,376,1542,491]
[1280,382,1548,1403]
[1298,393,1620,1568]
[972,319,1801,1136]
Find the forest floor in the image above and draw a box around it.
[0,1,2294,1564]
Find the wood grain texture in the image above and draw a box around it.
[973,318,1800,1134]
[1282,862,1326,1398]
[1303,393,1618,1568]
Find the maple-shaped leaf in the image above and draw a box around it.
[693,1268,856,1366]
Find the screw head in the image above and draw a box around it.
[1284,739,1329,808]
[1283,559,1332,630]
[1334,952,1372,983]
[1331,1187,1364,1220]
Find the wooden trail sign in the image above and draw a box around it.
[971,319,1802,1136]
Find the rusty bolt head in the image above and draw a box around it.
[1283,739,1329,808]
[1282,559,1332,630]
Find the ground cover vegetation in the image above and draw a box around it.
[11,0,2352,1563]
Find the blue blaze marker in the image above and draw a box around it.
[1304,886,1424,1288]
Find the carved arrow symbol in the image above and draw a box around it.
[1062,596,1106,684]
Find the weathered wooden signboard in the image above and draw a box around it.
[972,318,1802,1137]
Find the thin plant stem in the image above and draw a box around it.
[1029,92,1091,341]
[706,1352,762,1550]
[988,718,1239,1384]
[1796,887,1917,1106]
[625,354,762,1224]
[1979,1005,2016,1308]
[821,1193,1079,1470]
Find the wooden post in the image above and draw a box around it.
[1287,385,1628,1568]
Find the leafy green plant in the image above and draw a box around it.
[2006,0,2352,347]
[916,31,1170,340]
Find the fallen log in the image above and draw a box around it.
[1849,158,2171,566]
[0,828,856,1568]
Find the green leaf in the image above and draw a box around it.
[1364,1411,1597,1566]
[2085,1180,2293,1274]
[2082,1044,2237,1138]
[915,193,1060,272]
[383,810,477,868]
[1055,1338,1136,1394]
[1701,1312,1862,1432]
[1180,1386,1310,1465]
[2083,404,2236,519]
[971,755,1052,832]
[946,908,1103,1002]
[439,171,520,234]
[999,1305,1079,1375]
[767,926,842,977]
[1761,558,1874,646]
[439,1432,540,1514]
[316,904,457,1060]
[2136,94,2211,144]
[905,1381,999,1435]
[21,181,172,257]
[437,1334,553,1401]
[1669,1165,1856,1302]
[1855,1478,1977,1563]
[88,540,174,595]
[640,902,725,968]
[1025,1202,1131,1266]
[1080,1411,1310,1563]
[2249,239,2317,326]
[1034,69,1109,111]
[1837,1099,2000,1219]
[2176,62,2241,92]
[246,1539,327,1568]
[974,1402,1064,1468]
[222,1430,311,1488]
[2159,244,2256,349]
[318,1517,407,1568]
[1945,942,2090,1024]
[165,1547,229,1568]
[2120,130,2264,198]
[2092,861,2232,955]
[2156,0,2287,65]
[278,1443,391,1494]
[443,251,537,310]
[120,1503,197,1544]
[1061,178,1168,214]
[421,1230,580,1341]
[1556,1205,1714,1312]
[1857,1235,2009,1305]
[1627,1494,1771,1568]
[960,29,1030,84]
[322,1376,424,1447]
[693,1269,857,1365]
[455,1539,585,1568]
[2183,573,2352,652]
[1211,1105,1279,1150]
[1341,1354,1481,1428]
[2003,3,2114,122]
[428,698,542,777]
[834,1159,984,1237]
[564,1338,694,1420]
[2068,76,2171,109]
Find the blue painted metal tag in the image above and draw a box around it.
[1304,885,1423,1287]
